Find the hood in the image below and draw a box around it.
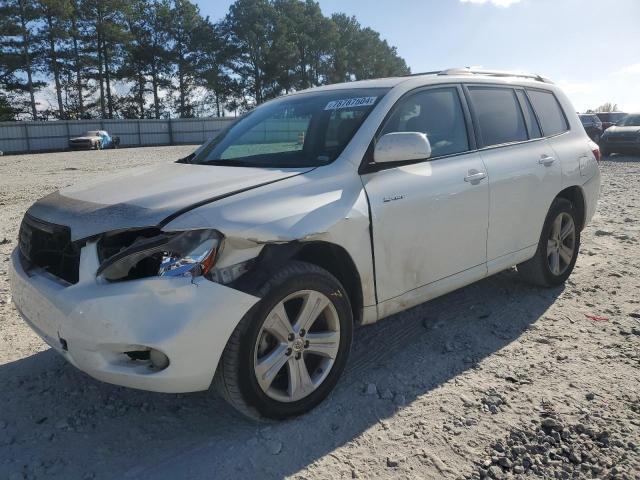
[27,163,313,241]
[605,126,640,135]
[70,136,99,141]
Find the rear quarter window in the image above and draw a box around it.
[527,90,569,137]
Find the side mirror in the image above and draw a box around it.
[373,132,432,164]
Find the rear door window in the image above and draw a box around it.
[468,87,528,147]
[516,90,542,139]
[527,89,569,136]
[380,87,470,158]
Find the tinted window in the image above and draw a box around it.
[527,90,569,136]
[381,87,469,157]
[469,87,528,147]
[516,90,542,139]
[612,113,628,123]
[618,114,640,127]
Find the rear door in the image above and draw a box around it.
[465,85,562,269]
[361,85,489,302]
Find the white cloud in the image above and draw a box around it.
[612,63,640,76]
[459,0,522,7]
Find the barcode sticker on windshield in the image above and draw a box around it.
[324,96,377,110]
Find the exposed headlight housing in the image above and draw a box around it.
[97,229,223,282]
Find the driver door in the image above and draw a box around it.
[361,86,489,303]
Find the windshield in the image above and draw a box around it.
[85,131,100,136]
[617,114,640,127]
[189,88,389,168]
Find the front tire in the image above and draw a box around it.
[215,261,353,421]
[517,198,580,287]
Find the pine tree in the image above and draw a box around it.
[38,0,72,118]
[82,0,129,118]
[164,0,208,117]
[0,0,45,119]
[222,0,292,106]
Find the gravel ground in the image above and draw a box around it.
[0,147,638,480]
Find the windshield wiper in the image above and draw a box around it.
[199,159,266,168]
[176,153,195,164]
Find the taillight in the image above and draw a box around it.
[588,140,601,162]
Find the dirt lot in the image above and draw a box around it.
[0,147,638,480]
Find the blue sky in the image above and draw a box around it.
[195,0,640,112]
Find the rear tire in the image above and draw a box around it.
[517,198,580,287]
[214,261,353,421]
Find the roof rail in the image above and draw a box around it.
[405,68,553,84]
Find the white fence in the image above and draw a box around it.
[0,117,237,154]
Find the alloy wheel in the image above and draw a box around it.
[546,212,576,276]
[253,290,340,403]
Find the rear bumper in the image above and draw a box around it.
[582,168,601,228]
[9,246,260,393]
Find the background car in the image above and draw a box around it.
[595,112,627,131]
[68,130,120,150]
[579,114,603,143]
[600,113,640,157]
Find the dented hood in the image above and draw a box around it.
[27,162,312,241]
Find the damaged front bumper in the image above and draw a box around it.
[9,246,260,393]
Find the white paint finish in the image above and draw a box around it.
[548,88,597,191]
[164,164,379,308]
[362,152,489,302]
[58,163,309,209]
[581,169,601,226]
[479,138,562,261]
[9,248,259,393]
[377,264,487,320]
[27,163,312,241]
[373,132,432,164]
[486,244,538,276]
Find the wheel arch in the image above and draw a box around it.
[231,240,364,325]
[293,241,364,325]
[556,185,586,231]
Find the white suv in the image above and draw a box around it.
[10,69,600,420]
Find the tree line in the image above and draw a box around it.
[0,0,410,121]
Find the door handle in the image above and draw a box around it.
[539,154,555,166]
[464,170,487,184]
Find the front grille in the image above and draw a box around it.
[19,214,81,284]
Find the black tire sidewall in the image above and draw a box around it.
[537,199,580,286]
[235,266,353,419]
